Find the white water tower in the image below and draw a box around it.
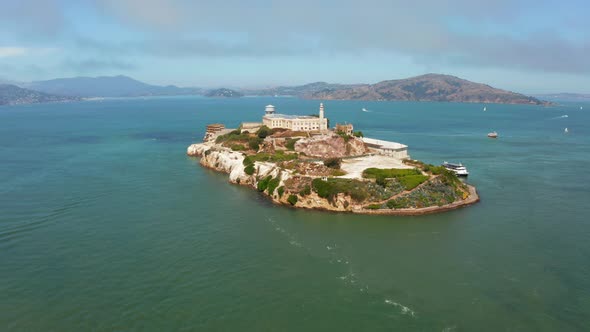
[265,104,276,115]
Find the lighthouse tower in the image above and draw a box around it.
[319,103,328,131]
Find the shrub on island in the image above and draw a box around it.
[249,151,298,163]
[362,168,427,191]
[299,185,311,196]
[248,137,263,150]
[257,175,273,192]
[267,176,281,195]
[287,194,298,205]
[311,178,369,203]
[323,157,342,169]
[244,164,255,175]
[285,138,299,151]
[257,125,271,139]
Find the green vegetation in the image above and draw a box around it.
[285,138,299,151]
[299,185,311,196]
[311,178,371,203]
[366,204,382,210]
[397,174,429,191]
[248,137,263,150]
[336,131,351,142]
[353,131,364,138]
[323,157,342,169]
[257,125,271,139]
[363,168,421,179]
[215,130,250,144]
[267,176,281,195]
[243,155,256,175]
[287,194,298,205]
[244,164,255,175]
[231,144,245,151]
[421,163,446,175]
[330,169,347,176]
[257,175,273,192]
[362,168,427,191]
[386,177,465,209]
[277,186,285,197]
[249,150,298,163]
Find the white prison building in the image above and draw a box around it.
[262,103,328,132]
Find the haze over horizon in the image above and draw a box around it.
[1,0,589,93]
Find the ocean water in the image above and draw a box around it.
[1,96,589,331]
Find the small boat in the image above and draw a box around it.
[565,127,569,133]
[442,162,469,177]
[487,131,498,138]
[483,106,487,111]
[362,108,369,112]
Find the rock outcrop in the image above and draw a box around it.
[294,134,368,158]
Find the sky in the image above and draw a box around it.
[0,0,588,93]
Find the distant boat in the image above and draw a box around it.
[362,108,370,112]
[565,128,569,133]
[483,106,487,111]
[487,131,498,138]
[581,106,584,110]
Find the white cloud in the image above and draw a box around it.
[0,46,59,58]
[0,47,28,57]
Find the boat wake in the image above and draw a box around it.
[551,115,568,119]
[267,217,305,249]
[385,299,417,317]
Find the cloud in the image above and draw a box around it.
[0,47,28,58]
[77,0,589,74]
[3,0,590,77]
[0,0,66,37]
[0,47,59,58]
[60,58,138,72]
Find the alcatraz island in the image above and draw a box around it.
[187,103,479,215]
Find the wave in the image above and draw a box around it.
[384,299,417,317]
[551,115,568,119]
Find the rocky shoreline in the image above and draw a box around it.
[187,142,479,216]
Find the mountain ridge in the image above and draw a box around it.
[26,75,203,98]
[0,84,80,106]
[246,74,548,105]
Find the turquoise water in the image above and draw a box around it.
[1,97,589,331]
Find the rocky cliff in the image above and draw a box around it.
[294,134,368,158]
[187,141,479,215]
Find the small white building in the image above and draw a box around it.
[262,103,328,132]
[362,137,410,159]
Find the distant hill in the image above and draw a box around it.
[533,93,590,102]
[247,74,547,105]
[243,82,363,97]
[0,84,79,106]
[26,75,202,98]
[205,88,243,98]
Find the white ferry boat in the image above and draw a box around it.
[442,162,469,177]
